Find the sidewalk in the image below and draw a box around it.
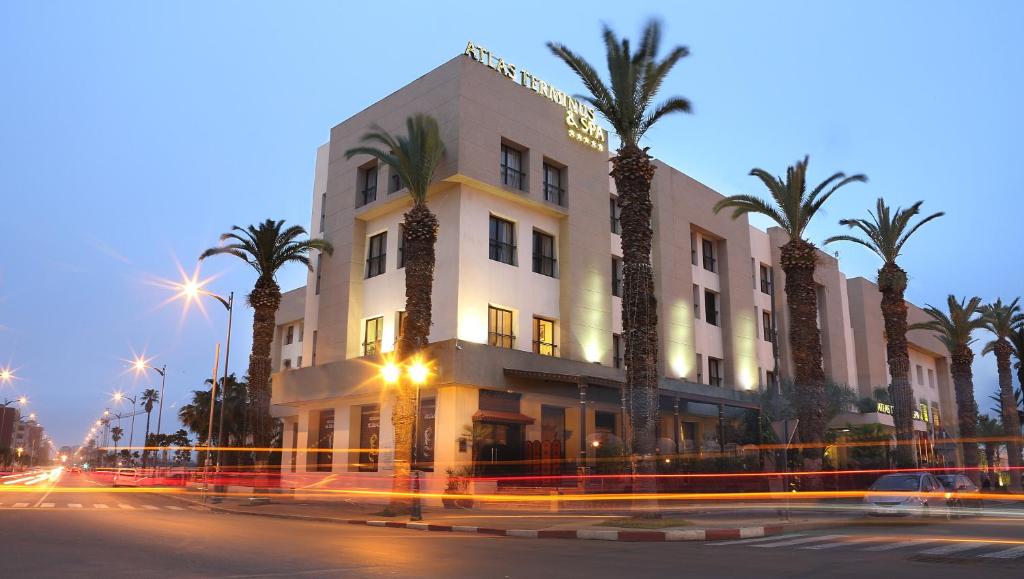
[163,492,871,542]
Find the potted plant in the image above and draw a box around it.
[442,466,474,509]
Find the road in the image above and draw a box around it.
[2,469,1023,578]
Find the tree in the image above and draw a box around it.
[111,426,124,465]
[200,220,333,463]
[139,388,159,468]
[1010,326,1024,412]
[825,198,943,467]
[913,296,987,483]
[977,414,1003,474]
[345,114,445,512]
[179,376,248,466]
[980,298,1024,491]
[714,157,866,473]
[549,19,691,471]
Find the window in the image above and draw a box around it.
[696,353,704,384]
[610,197,621,234]
[533,317,556,356]
[702,239,716,272]
[762,311,772,342]
[612,334,623,369]
[611,257,623,297]
[489,216,517,265]
[916,365,925,386]
[283,358,292,370]
[595,411,616,434]
[690,232,698,266]
[395,311,408,344]
[488,306,515,349]
[760,264,772,294]
[315,255,322,295]
[766,370,777,389]
[389,170,403,193]
[365,232,387,278]
[397,225,406,269]
[319,193,326,232]
[704,290,719,326]
[708,357,723,387]
[285,325,295,345]
[359,164,378,206]
[311,330,318,366]
[362,317,383,356]
[543,162,565,206]
[927,368,936,389]
[296,355,302,368]
[532,230,557,277]
[298,323,304,342]
[692,285,701,319]
[500,144,525,190]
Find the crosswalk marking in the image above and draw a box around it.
[68,503,83,508]
[118,504,135,510]
[920,542,989,556]
[799,537,878,550]
[12,502,28,508]
[166,506,184,511]
[708,533,806,546]
[754,535,848,548]
[979,545,1024,559]
[39,503,55,508]
[864,540,935,552]
[94,504,109,509]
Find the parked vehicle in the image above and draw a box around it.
[112,468,140,488]
[863,472,943,516]
[936,474,983,515]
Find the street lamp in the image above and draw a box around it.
[131,356,167,467]
[379,356,431,521]
[113,392,138,466]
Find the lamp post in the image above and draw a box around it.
[113,393,138,466]
[0,396,27,464]
[132,359,167,467]
[381,357,430,521]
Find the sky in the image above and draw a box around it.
[1,1,1021,447]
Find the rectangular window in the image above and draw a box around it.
[296,355,302,368]
[612,334,623,369]
[927,368,936,389]
[916,365,925,385]
[319,193,326,232]
[702,239,716,272]
[358,405,380,472]
[362,316,383,356]
[500,144,525,191]
[532,230,557,277]
[285,325,294,345]
[692,284,701,319]
[489,216,517,265]
[610,197,621,234]
[315,409,335,472]
[283,358,292,369]
[397,225,406,269]
[389,170,403,193]
[315,255,322,295]
[488,306,515,349]
[766,370,777,389]
[359,164,378,206]
[708,357,723,387]
[542,162,565,206]
[762,311,772,342]
[396,311,407,344]
[595,411,616,434]
[533,317,556,356]
[366,232,387,278]
[690,232,698,266]
[760,264,772,294]
[704,290,719,326]
[696,353,704,384]
[611,257,623,297]
[311,330,318,366]
[299,323,304,342]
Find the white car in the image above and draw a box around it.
[863,472,943,516]
[112,468,140,488]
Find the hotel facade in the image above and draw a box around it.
[269,46,960,490]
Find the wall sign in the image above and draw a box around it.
[463,41,607,152]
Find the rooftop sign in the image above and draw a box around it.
[463,41,606,152]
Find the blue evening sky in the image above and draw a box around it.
[2,1,1021,446]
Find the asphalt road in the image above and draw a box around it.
[2,470,1023,578]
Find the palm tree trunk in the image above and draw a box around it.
[389,203,438,513]
[142,412,152,468]
[246,277,282,467]
[610,145,659,481]
[779,238,827,477]
[951,346,981,485]
[993,341,1023,491]
[878,263,916,468]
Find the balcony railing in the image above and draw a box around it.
[500,165,526,191]
[543,182,565,206]
[360,185,377,206]
[533,340,558,357]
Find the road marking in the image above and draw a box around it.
[187,505,206,511]
[68,504,83,508]
[708,533,807,546]
[118,504,135,510]
[141,505,160,510]
[919,542,989,555]
[12,502,29,508]
[753,535,848,548]
[979,545,1024,559]
[39,503,55,508]
[93,504,109,509]
[165,506,184,511]
[864,540,935,551]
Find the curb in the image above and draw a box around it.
[156,492,843,542]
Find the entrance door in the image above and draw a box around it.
[473,422,524,478]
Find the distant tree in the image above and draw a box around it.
[140,388,159,468]
[977,414,1003,474]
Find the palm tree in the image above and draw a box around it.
[200,220,333,462]
[980,298,1024,491]
[913,296,986,483]
[714,157,866,471]
[1008,325,1024,422]
[179,376,248,465]
[139,388,159,468]
[548,19,691,468]
[825,198,943,467]
[977,414,1003,475]
[345,114,445,508]
[111,426,124,465]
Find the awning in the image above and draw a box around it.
[473,410,536,424]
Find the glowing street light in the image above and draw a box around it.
[380,362,401,384]
[0,368,13,383]
[130,355,168,468]
[408,360,430,385]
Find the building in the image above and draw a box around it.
[269,44,961,489]
[0,406,19,451]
